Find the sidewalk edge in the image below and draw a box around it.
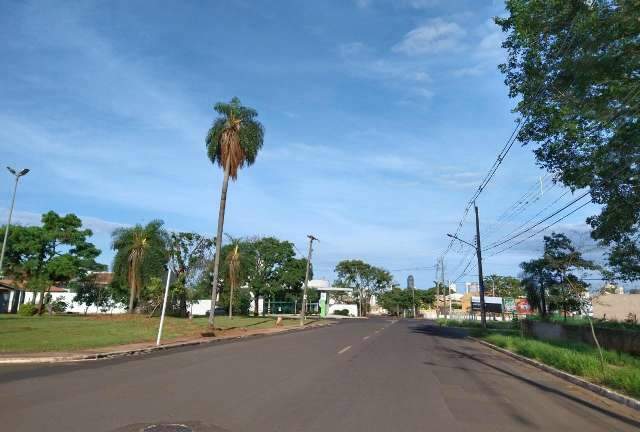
[469,336,640,412]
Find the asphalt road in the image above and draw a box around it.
[2,319,640,432]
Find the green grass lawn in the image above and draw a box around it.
[0,314,311,353]
[482,333,640,399]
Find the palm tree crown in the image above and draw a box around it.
[111,220,168,312]
[205,97,264,180]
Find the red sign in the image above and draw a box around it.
[516,299,532,315]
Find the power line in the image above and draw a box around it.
[442,18,581,260]
[487,200,593,258]
[483,190,591,251]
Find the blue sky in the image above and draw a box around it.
[0,0,604,289]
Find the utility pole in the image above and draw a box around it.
[412,283,416,318]
[448,280,452,319]
[299,234,317,326]
[475,204,487,329]
[446,204,487,328]
[435,258,441,318]
[0,167,30,278]
[440,257,446,319]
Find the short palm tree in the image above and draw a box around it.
[225,243,241,318]
[206,97,264,326]
[112,220,168,313]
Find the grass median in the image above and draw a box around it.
[0,314,313,354]
[481,333,640,399]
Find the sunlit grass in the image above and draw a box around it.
[0,314,309,353]
[482,333,640,399]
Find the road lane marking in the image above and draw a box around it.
[363,336,370,340]
[338,345,352,355]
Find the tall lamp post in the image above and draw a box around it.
[0,167,30,278]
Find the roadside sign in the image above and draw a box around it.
[503,298,516,313]
[472,296,503,313]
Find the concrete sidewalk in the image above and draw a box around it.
[0,320,336,364]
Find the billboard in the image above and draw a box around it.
[503,298,516,313]
[471,296,503,313]
[516,298,532,315]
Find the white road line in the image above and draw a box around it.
[363,336,370,340]
[338,345,352,355]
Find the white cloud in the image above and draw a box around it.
[401,0,441,8]
[354,0,372,8]
[393,18,466,56]
[338,42,432,99]
[453,19,506,77]
[0,209,127,235]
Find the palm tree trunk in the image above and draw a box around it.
[228,284,234,318]
[209,159,231,327]
[128,262,136,314]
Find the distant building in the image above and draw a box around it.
[601,282,624,295]
[465,282,479,294]
[593,293,640,321]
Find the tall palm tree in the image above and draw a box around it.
[206,97,264,326]
[112,220,168,313]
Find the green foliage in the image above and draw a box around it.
[51,299,67,313]
[333,309,350,316]
[219,287,251,316]
[1,211,105,312]
[378,287,431,316]
[228,237,309,313]
[18,303,37,316]
[205,97,265,180]
[334,259,392,315]
[520,233,597,316]
[111,220,169,312]
[483,333,640,398]
[497,1,640,279]
[437,318,517,330]
[169,231,215,316]
[484,274,523,298]
[72,274,115,313]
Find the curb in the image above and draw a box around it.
[0,321,337,365]
[469,336,640,412]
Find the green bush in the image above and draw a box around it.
[51,299,67,313]
[18,304,38,316]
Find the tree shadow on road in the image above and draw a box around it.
[410,321,640,429]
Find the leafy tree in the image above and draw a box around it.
[378,287,411,316]
[169,232,215,317]
[205,97,265,326]
[1,211,105,313]
[484,274,524,298]
[111,220,169,313]
[521,232,598,318]
[496,1,640,279]
[72,273,113,314]
[334,260,392,316]
[214,237,308,315]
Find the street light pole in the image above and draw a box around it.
[299,234,318,326]
[0,167,30,278]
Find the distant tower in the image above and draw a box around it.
[407,275,415,290]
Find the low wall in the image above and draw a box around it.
[521,320,640,356]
